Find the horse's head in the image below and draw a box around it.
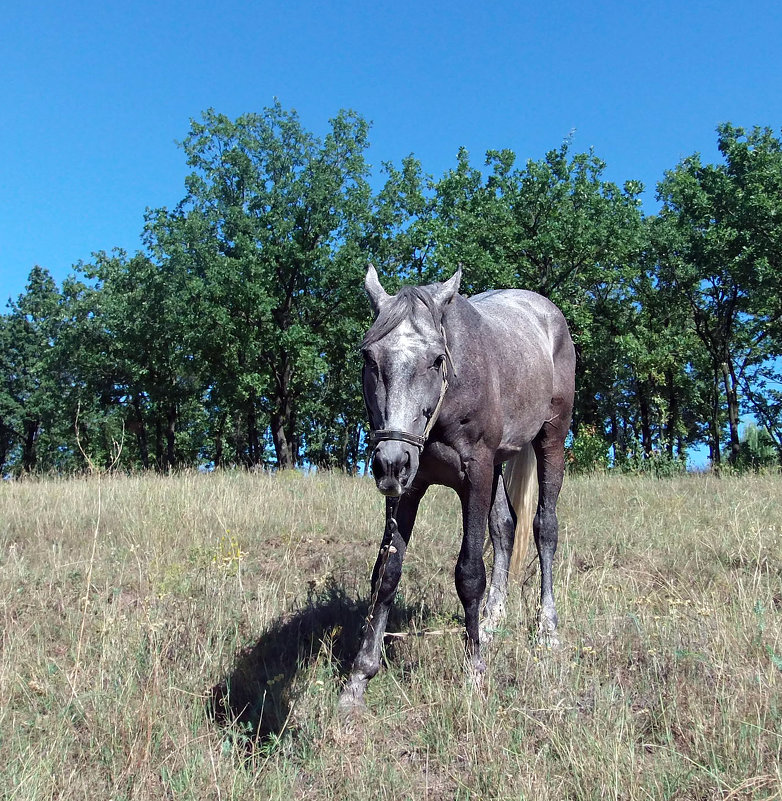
[361,264,461,496]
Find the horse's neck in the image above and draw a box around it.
[442,294,484,363]
[444,292,482,327]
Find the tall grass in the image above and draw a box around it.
[1,471,780,799]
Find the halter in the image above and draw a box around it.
[367,326,455,451]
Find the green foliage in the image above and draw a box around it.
[423,141,650,446]
[566,425,610,473]
[0,267,67,474]
[2,112,781,474]
[147,102,374,468]
[616,448,688,478]
[732,423,779,472]
[655,124,782,468]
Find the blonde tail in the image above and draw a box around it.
[505,443,538,576]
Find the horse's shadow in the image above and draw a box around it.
[207,580,435,743]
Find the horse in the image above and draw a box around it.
[339,265,575,709]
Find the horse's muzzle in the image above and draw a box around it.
[371,441,419,497]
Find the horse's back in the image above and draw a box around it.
[469,287,564,320]
[468,289,573,361]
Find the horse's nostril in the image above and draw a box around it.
[372,442,419,492]
[371,449,387,479]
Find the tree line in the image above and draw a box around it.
[2,103,781,476]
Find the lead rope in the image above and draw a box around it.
[421,324,456,440]
[422,361,448,441]
[364,326,456,628]
[365,497,399,628]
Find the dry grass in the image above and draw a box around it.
[1,470,780,800]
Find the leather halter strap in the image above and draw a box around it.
[368,327,454,451]
[368,429,427,450]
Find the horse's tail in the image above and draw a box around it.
[505,443,538,576]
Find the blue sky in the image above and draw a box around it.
[2,0,781,305]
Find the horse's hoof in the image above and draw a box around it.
[467,651,486,676]
[337,684,366,717]
[467,660,488,698]
[536,629,561,650]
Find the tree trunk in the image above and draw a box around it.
[0,424,11,475]
[165,403,177,470]
[609,407,624,466]
[664,368,679,459]
[155,415,164,472]
[269,352,296,470]
[721,359,741,465]
[132,396,150,470]
[341,422,351,472]
[214,412,227,468]
[637,382,653,457]
[247,396,260,467]
[22,419,39,473]
[349,423,362,474]
[270,409,295,469]
[102,426,114,471]
[709,365,722,470]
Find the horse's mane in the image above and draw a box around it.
[362,285,442,348]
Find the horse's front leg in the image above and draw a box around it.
[339,489,424,710]
[456,461,494,677]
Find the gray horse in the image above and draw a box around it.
[340,265,575,708]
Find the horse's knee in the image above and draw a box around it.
[490,508,514,543]
[455,556,486,605]
[373,551,404,604]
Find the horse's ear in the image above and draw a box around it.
[364,263,390,315]
[432,266,462,307]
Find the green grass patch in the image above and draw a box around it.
[1,471,781,799]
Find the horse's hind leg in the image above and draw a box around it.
[532,417,567,647]
[339,488,424,710]
[481,466,516,640]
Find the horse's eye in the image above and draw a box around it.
[431,354,445,370]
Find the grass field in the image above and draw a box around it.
[1,470,781,800]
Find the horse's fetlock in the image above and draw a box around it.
[351,653,381,680]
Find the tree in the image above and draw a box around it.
[75,249,205,471]
[655,124,782,466]
[425,142,647,444]
[610,251,702,465]
[148,102,373,469]
[0,267,63,473]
